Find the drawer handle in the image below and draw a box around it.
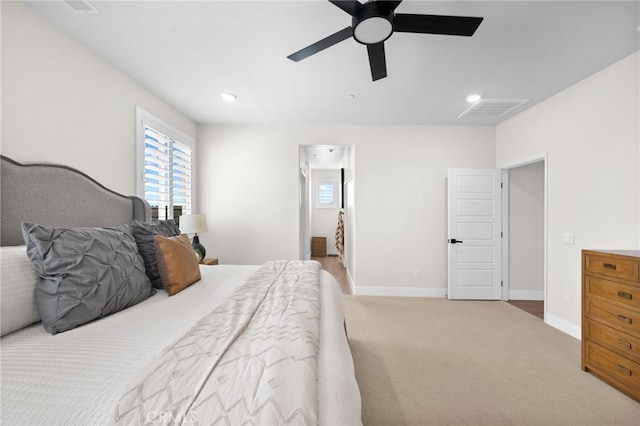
[617,364,632,376]
[617,291,633,300]
[603,263,617,270]
[617,314,632,324]
[618,338,632,350]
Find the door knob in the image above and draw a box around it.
[448,238,463,244]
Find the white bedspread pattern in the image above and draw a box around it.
[114,260,321,426]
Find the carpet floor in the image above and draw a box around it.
[343,296,640,426]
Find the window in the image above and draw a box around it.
[136,107,195,223]
[315,179,339,209]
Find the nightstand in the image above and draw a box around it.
[200,258,219,265]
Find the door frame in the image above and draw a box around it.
[500,154,548,319]
[298,145,355,274]
[299,166,310,260]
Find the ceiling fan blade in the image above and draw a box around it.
[329,0,364,16]
[287,27,353,62]
[394,14,483,36]
[367,42,387,81]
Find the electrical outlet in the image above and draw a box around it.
[562,296,570,308]
[414,270,421,279]
[562,233,574,245]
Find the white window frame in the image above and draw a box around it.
[315,179,339,209]
[136,107,197,220]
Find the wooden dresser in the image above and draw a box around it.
[582,249,640,402]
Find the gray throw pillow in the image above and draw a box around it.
[21,222,155,335]
[130,219,181,289]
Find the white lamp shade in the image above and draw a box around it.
[179,214,208,234]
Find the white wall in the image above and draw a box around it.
[0,2,196,195]
[496,52,640,338]
[198,125,495,295]
[198,126,299,265]
[508,161,544,300]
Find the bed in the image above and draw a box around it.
[0,155,361,425]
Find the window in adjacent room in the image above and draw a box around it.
[136,107,195,225]
[315,179,339,209]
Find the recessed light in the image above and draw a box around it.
[466,94,482,103]
[221,92,238,102]
[345,94,356,100]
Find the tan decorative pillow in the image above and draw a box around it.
[154,234,201,296]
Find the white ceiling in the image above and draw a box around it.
[26,0,639,126]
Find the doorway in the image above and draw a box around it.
[502,156,547,320]
[446,160,547,317]
[299,144,355,294]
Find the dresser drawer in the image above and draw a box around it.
[585,319,640,363]
[584,340,640,400]
[584,253,639,283]
[585,276,640,309]
[586,298,640,337]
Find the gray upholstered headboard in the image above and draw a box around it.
[1,155,151,246]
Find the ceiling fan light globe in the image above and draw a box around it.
[353,17,393,44]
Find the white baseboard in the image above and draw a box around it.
[508,290,544,300]
[545,312,581,340]
[354,286,447,298]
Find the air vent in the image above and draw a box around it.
[459,98,529,119]
[62,0,99,14]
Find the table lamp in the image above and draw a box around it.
[179,214,208,261]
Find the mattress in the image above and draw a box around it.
[0,265,361,425]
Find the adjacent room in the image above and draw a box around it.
[1,1,639,424]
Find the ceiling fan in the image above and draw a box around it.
[287,0,483,81]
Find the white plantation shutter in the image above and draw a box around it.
[315,180,338,208]
[143,127,172,220]
[318,182,334,205]
[171,140,193,217]
[136,108,195,222]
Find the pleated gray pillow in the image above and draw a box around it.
[130,219,181,289]
[21,222,155,335]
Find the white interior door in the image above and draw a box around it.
[448,169,502,300]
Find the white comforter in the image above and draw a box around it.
[0,264,361,426]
